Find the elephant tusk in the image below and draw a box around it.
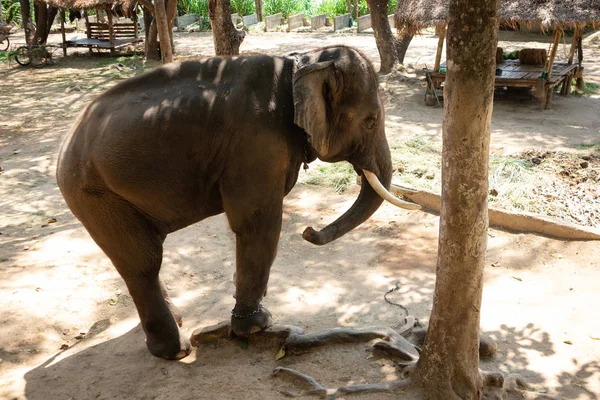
[362,170,422,211]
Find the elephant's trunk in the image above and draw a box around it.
[302,136,393,246]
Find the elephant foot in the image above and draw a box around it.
[231,305,273,337]
[146,327,192,360]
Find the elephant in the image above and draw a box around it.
[56,45,418,360]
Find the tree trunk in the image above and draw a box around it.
[346,0,351,14]
[254,0,262,21]
[20,0,34,44]
[96,7,106,23]
[366,0,398,73]
[396,31,413,64]
[143,9,160,61]
[353,0,358,20]
[154,0,173,63]
[166,0,177,53]
[0,0,4,24]
[411,0,499,398]
[33,2,56,44]
[209,0,245,56]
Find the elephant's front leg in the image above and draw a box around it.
[226,204,282,337]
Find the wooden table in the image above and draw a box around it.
[426,60,579,109]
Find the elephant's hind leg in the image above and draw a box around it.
[68,192,191,360]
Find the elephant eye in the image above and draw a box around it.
[363,115,378,130]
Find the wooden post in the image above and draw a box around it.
[83,8,92,53]
[106,5,115,54]
[134,11,139,38]
[567,24,580,65]
[434,23,447,73]
[60,9,67,56]
[545,28,561,78]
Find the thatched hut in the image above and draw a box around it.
[396,0,600,108]
[41,0,145,55]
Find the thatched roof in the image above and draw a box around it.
[40,0,139,11]
[396,0,600,31]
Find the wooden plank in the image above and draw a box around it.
[545,29,561,79]
[60,9,67,56]
[434,23,446,73]
[497,71,528,79]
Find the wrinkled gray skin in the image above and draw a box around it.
[56,46,393,360]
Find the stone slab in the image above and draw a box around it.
[243,13,258,26]
[176,13,199,31]
[311,14,327,30]
[357,14,371,32]
[231,13,242,25]
[388,14,395,29]
[333,13,351,31]
[287,13,305,31]
[266,13,283,31]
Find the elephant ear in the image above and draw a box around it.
[292,61,337,158]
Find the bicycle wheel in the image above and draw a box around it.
[14,46,32,66]
[30,47,48,68]
[0,37,9,52]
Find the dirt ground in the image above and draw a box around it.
[1,30,599,400]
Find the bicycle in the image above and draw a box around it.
[0,26,13,52]
[14,44,60,68]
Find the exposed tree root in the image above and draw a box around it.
[272,367,328,398]
[272,367,415,399]
[189,319,557,399]
[284,325,418,359]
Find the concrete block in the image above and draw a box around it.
[288,13,305,31]
[243,13,258,26]
[266,13,283,31]
[311,14,327,30]
[176,14,199,31]
[333,13,351,31]
[357,14,371,32]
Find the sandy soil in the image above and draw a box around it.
[1,30,599,399]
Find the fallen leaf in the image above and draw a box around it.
[491,262,500,268]
[60,344,69,350]
[551,253,564,259]
[590,335,600,341]
[512,276,522,282]
[564,340,572,345]
[275,346,286,361]
[47,218,57,224]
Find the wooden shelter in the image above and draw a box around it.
[41,0,144,55]
[396,0,600,109]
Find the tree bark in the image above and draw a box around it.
[353,0,358,20]
[0,0,4,24]
[411,0,499,399]
[154,0,173,63]
[143,9,160,60]
[20,0,35,44]
[33,1,57,44]
[255,0,262,21]
[166,0,177,53]
[367,0,398,73]
[209,0,245,56]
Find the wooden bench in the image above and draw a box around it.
[64,21,142,53]
[425,60,579,109]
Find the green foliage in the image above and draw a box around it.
[311,0,347,20]
[503,50,519,60]
[0,50,9,64]
[304,162,356,193]
[264,0,305,18]
[231,0,255,17]
[2,0,23,24]
[177,0,210,21]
